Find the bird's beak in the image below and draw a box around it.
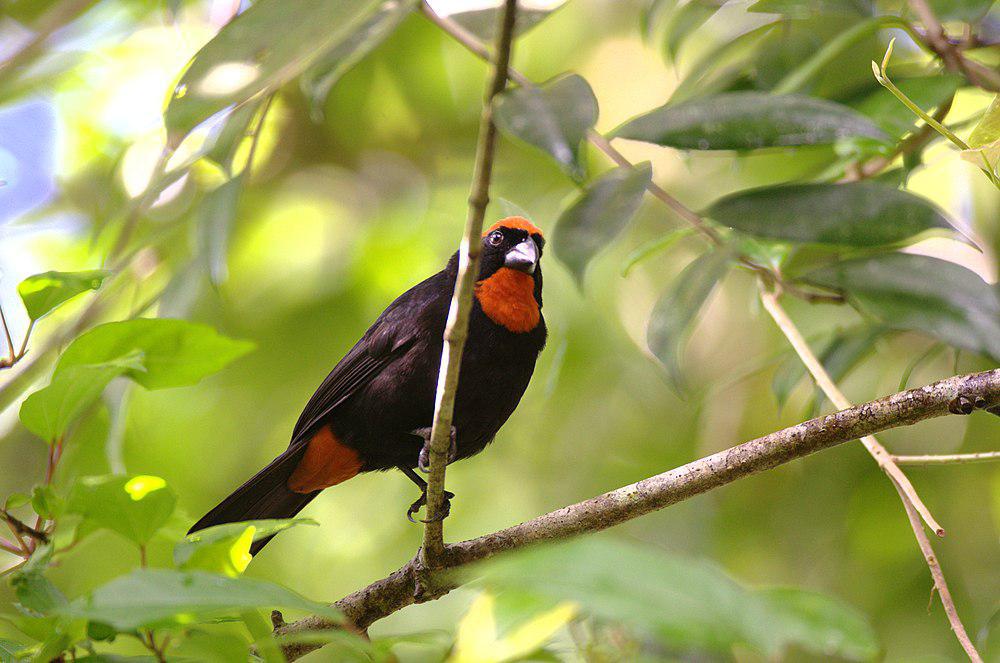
[504,238,538,274]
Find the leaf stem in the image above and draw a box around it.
[420,0,519,565]
[892,451,1000,465]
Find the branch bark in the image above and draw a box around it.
[908,0,1000,91]
[893,451,1000,465]
[420,0,519,563]
[275,368,1000,659]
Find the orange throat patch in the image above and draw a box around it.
[288,427,362,493]
[475,268,540,333]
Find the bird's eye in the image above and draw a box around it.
[488,231,503,247]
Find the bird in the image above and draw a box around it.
[189,216,547,553]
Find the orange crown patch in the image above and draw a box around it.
[483,216,544,238]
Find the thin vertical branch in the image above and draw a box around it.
[0,303,15,365]
[420,0,519,565]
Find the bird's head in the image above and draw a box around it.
[478,216,545,280]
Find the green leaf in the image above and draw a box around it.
[0,639,25,663]
[620,228,695,276]
[172,629,251,663]
[662,1,721,61]
[463,538,878,658]
[300,0,416,120]
[449,6,560,41]
[164,0,388,144]
[495,74,598,182]
[63,569,340,631]
[30,485,64,521]
[4,493,30,510]
[614,93,888,151]
[852,75,964,139]
[55,319,254,390]
[198,175,244,286]
[928,0,994,22]
[756,587,879,661]
[66,475,177,547]
[706,182,952,247]
[805,253,1000,362]
[174,519,317,576]
[749,0,874,18]
[961,93,1000,174]
[17,270,110,321]
[669,22,779,104]
[647,250,733,387]
[203,102,261,173]
[10,547,67,617]
[19,362,132,442]
[552,164,651,283]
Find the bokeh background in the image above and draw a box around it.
[1,0,998,660]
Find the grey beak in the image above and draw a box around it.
[504,238,538,274]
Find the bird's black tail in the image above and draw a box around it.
[188,445,317,555]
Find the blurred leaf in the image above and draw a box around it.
[301,0,416,120]
[63,569,340,631]
[66,475,177,547]
[174,519,316,576]
[961,93,1000,173]
[852,75,963,139]
[670,22,780,103]
[495,74,598,182]
[662,1,722,61]
[17,270,110,321]
[748,0,873,18]
[172,629,250,663]
[929,0,994,22]
[706,182,952,246]
[164,0,389,144]
[450,6,560,41]
[452,592,575,663]
[795,326,886,414]
[204,102,261,173]
[621,227,694,276]
[465,538,877,658]
[4,493,30,510]
[55,319,254,390]
[647,249,733,387]
[10,546,66,618]
[0,639,24,663]
[19,360,136,442]
[30,485,63,521]
[614,93,888,150]
[552,164,651,283]
[198,175,244,286]
[805,253,1000,362]
[755,587,879,661]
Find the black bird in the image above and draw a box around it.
[189,217,547,553]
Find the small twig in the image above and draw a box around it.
[893,451,1000,465]
[0,510,49,545]
[0,537,23,555]
[243,95,275,177]
[0,0,97,86]
[420,0,519,565]
[893,482,983,662]
[908,0,1000,91]
[107,145,175,261]
[759,286,944,535]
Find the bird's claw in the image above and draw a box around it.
[413,426,457,474]
[406,489,454,523]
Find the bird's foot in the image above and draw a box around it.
[412,426,457,474]
[406,488,454,524]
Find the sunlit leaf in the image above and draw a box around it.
[301,0,417,120]
[66,475,177,547]
[165,0,389,144]
[55,319,254,390]
[552,163,651,283]
[961,93,1000,173]
[756,588,879,661]
[63,569,340,631]
[174,519,317,576]
[495,74,598,181]
[614,93,888,151]
[17,270,110,321]
[706,182,952,246]
[647,249,733,387]
[805,253,1000,362]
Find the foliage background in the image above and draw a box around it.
[0,0,998,660]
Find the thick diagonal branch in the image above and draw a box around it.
[421,0,519,563]
[275,369,1000,660]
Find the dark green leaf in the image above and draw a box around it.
[748,0,874,18]
[756,587,879,661]
[66,475,177,547]
[552,164,651,282]
[706,182,952,246]
[647,250,732,387]
[450,6,559,41]
[805,253,1000,362]
[495,74,598,181]
[19,362,133,442]
[174,518,317,575]
[17,270,110,321]
[55,319,254,390]
[301,0,417,120]
[198,175,244,286]
[165,0,389,144]
[614,93,888,150]
[662,1,722,61]
[64,569,340,631]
